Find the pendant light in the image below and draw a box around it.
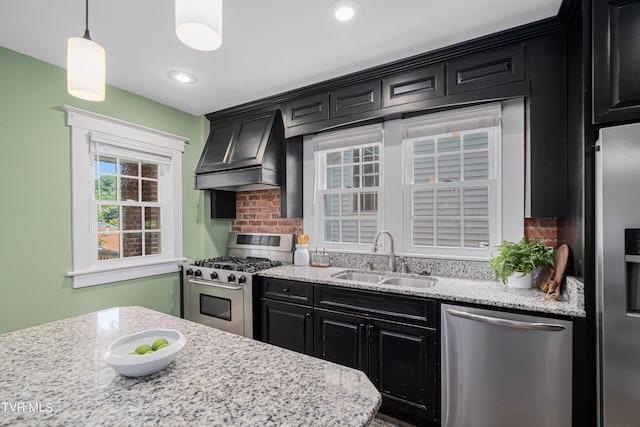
[67,0,106,101]
[175,0,222,52]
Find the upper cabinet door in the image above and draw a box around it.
[593,0,640,124]
[446,44,525,94]
[330,81,381,118]
[285,93,330,127]
[382,65,445,107]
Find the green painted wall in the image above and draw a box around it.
[0,47,230,334]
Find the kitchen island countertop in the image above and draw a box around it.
[0,306,381,426]
[258,265,585,318]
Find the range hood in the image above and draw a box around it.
[195,110,284,191]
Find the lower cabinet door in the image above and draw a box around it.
[260,299,313,355]
[369,319,436,420]
[314,309,368,371]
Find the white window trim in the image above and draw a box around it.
[399,103,503,259]
[305,124,384,252]
[303,100,525,260]
[401,125,500,259]
[64,105,187,288]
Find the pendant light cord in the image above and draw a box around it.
[83,0,91,40]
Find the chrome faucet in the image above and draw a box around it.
[371,230,395,272]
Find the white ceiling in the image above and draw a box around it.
[0,0,562,116]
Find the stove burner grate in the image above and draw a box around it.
[192,256,281,272]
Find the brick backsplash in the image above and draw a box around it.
[524,218,558,248]
[232,189,303,235]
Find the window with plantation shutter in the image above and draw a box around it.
[313,124,383,250]
[402,104,500,256]
[303,100,524,260]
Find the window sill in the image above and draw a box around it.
[67,258,186,288]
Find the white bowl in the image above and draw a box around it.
[104,329,186,377]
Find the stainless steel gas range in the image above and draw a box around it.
[182,232,294,338]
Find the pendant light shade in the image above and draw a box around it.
[67,0,105,102]
[175,0,222,51]
[67,37,106,101]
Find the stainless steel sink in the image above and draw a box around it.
[333,272,386,283]
[380,277,437,288]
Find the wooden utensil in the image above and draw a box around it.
[549,244,570,300]
[536,265,555,293]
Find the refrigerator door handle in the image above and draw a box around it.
[445,309,566,331]
[625,255,640,263]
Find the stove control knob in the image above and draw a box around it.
[238,275,247,284]
[194,270,202,277]
[185,268,194,276]
[210,271,219,280]
[227,274,236,283]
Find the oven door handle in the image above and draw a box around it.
[188,279,243,291]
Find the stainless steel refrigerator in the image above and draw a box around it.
[596,123,640,427]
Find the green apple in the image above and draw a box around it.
[135,344,152,354]
[152,338,169,351]
[155,342,170,350]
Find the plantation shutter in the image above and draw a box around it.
[403,104,499,250]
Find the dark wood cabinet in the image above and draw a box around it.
[314,307,437,424]
[256,278,438,425]
[382,65,445,107]
[526,30,567,218]
[209,189,236,219]
[330,81,381,118]
[258,278,314,355]
[204,20,568,218]
[314,309,367,371]
[369,319,436,421]
[593,0,640,123]
[446,44,525,95]
[260,299,314,356]
[260,277,313,305]
[284,93,329,127]
[314,302,438,425]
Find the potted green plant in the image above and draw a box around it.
[489,237,554,288]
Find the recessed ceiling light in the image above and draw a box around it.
[167,70,198,84]
[335,5,355,21]
[330,0,360,22]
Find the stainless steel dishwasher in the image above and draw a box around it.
[441,304,572,427]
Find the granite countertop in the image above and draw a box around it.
[0,306,381,426]
[258,266,586,318]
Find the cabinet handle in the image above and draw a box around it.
[282,288,290,293]
[367,324,374,342]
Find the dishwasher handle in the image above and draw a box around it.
[445,308,566,332]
